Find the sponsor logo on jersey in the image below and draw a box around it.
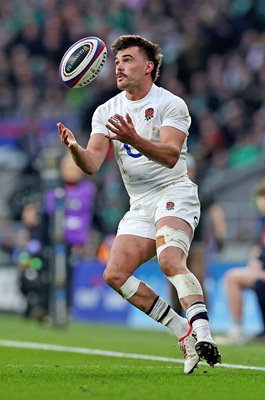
[166,201,175,210]
[144,107,154,121]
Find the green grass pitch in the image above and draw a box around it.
[0,315,265,400]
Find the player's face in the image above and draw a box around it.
[115,47,151,91]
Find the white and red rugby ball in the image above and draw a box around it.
[59,36,107,88]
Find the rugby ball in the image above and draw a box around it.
[59,37,107,88]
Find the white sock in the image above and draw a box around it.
[146,296,190,339]
[165,312,190,339]
[186,303,213,342]
[192,319,214,342]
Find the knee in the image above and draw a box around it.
[159,250,173,275]
[225,269,235,282]
[224,269,238,287]
[159,249,186,276]
[103,268,119,288]
[103,268,124,290]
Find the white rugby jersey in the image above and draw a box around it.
[91,84,191,204]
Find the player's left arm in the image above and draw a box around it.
[105,113,186,168]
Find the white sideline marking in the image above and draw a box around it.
[0,339,265,371]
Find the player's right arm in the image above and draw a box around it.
[57,122,110,175]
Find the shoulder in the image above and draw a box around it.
[155,85,189,110]
[154,86,189,119]
[94,91,124,114]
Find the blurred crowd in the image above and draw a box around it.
[1,0,265,266]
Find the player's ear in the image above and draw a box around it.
[145,61,154,74]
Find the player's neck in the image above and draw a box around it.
[125,81,153,101]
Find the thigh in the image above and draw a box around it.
[156,215,192,271]
[155,181,200,233]
[226,267,261,289]
[106,234,156,277]
[154,183,200,268]
[117,207,156,239]
[156,215,193,237]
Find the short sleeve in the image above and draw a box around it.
[161,96,191,136]
[91,104,109,136]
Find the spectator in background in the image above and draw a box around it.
[253,279,265,342]
[218,179,265,344]
[15,201,49,322]
[170,153,227,314]
[44,153,97,309]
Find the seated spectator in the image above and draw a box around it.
[218,179,265,343]
[253,279,265,341]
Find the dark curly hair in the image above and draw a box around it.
[111,35,163,82]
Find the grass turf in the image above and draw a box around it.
[0,315,265,400]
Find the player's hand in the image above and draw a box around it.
[105,113,138,144]
[57,122,77,148]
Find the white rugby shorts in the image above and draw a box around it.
[117,181,200,240]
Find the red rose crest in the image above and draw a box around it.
[166,201,175,210]
[144,107,154,121]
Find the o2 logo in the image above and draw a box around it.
[124,144,142,158]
